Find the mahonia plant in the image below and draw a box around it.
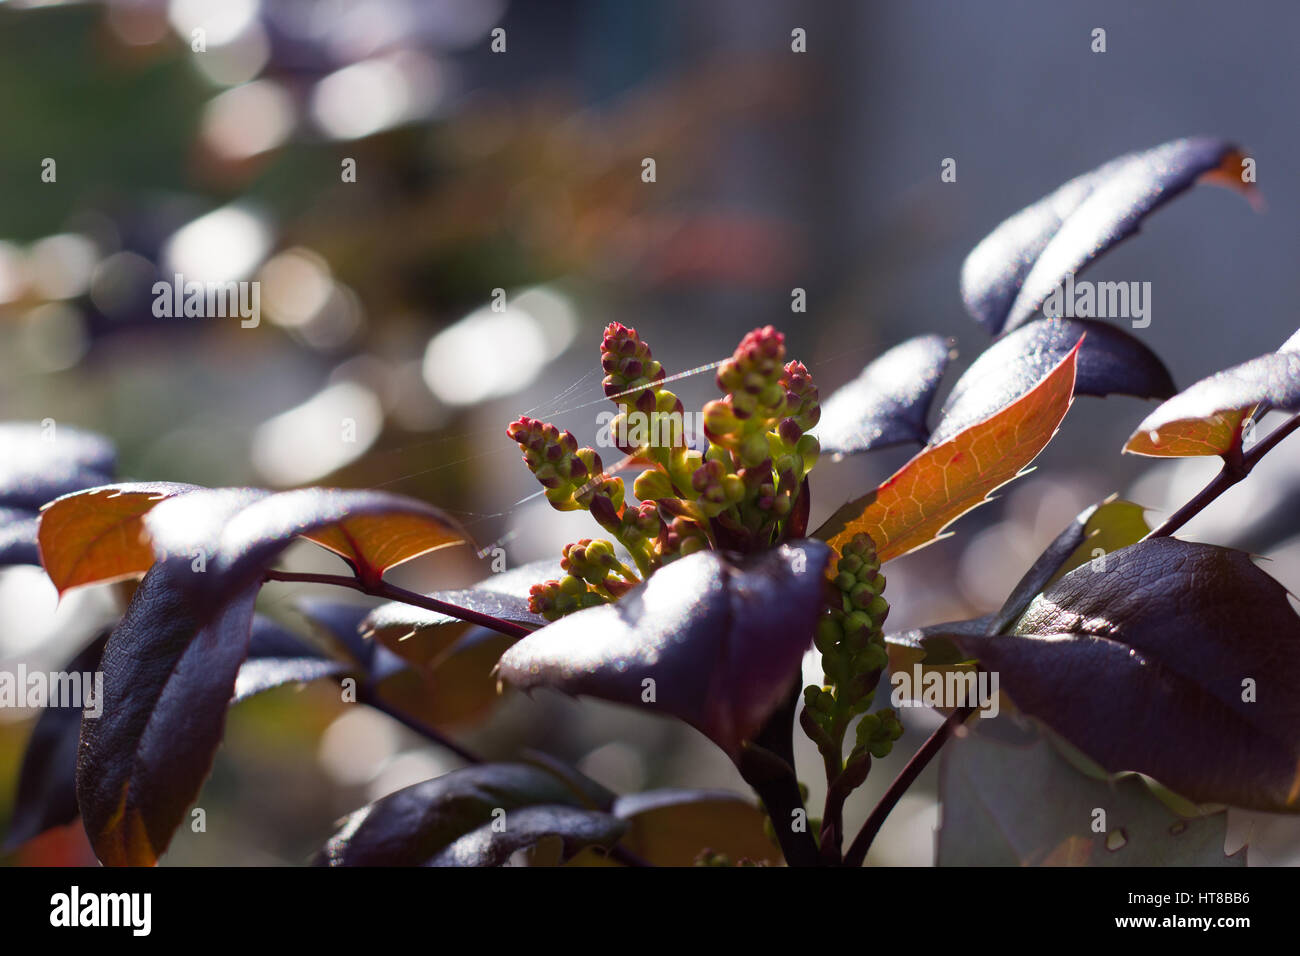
[8,136,1300,871]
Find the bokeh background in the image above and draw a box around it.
[3,0,1300,865]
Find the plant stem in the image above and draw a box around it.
[843,705,972,868]
[1148,412,1300,539]
[262,570,515,763]
[820,753,870,865]
[263,569,532,639]
[356,685,483,764]
[737,743,820,868]
[737,680,820,867]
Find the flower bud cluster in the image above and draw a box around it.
[507,323,823,617]
[802,533,901,766]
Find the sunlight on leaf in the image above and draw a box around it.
[816,341,1079,562]
[962,137,1255,336]
[816,334,953,456]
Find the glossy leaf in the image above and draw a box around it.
[1126,350,1300,457]
[425,805,625,867]
[358,558,556,677]
[293,491,466,583]
[962,137,1253,335]
[143,487,466,587]
[1124,409,1245,458]
[497,542,832,758]
[40,483,467,597]
[939,719,1243,866]
[3,635,107,852]
[611,789,779,866]
[816,335,953,455]
[889,500,1179,699]
[76,487,468,865]
[930,319,1172,445]
[471,558,567,599]
[950,538,1300,812]
[37,482,198,594]
[354,587,521,729]
[6,616,329,855]
[0,422,115,510]
[319,763,589,866]
[78,571,260,866]
[816,342,1078,562]
[362,588,541,661]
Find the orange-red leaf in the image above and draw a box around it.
[37,483,198,595]
[301,510,464,583]
[816,342,1079,562]
[1123,330,1300,458]
[1122,409,1245,458]
[38,485,467,597]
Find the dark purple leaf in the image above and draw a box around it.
[816,335,953,455]
[961,137,1252,335]
[294,598,385,672]
[361,589,543,642]
[519,750,618,811]
[989,496,1148,633]
[319,763,591,866]
[142,487,464,591]
[77,486,464,865]
[0,421,115,509]
[424,805,625,867]
[986,502,1094,633]
[3,635,107,852]
[950,538,1300,812]
[78,569,260,866]
[7,614,335,853]
[496,542,832,758]
[929,319,1174,445]
[233,616,349,702]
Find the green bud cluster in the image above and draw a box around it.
[505,417,606,512]
[527,575,609,622]
[853,707,904,759]
[507,415,661,607]
[560,538,637,597]
[526,538,643,621]
[802,533,893,769]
